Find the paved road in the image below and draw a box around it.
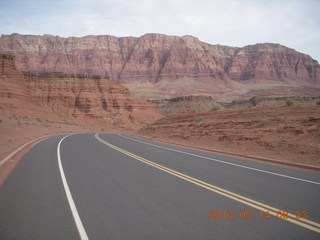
[0,133,319,239]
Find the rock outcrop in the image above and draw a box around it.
[0,54,161,126]
[227,44,319,85]
[0,55,35,112]
[0,33,319,100]
[149,95,222,116]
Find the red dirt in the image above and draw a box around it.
[0,111,130,185]
[139,103,320,167]
[2,103,320,185]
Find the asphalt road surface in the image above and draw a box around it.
[0,133,319,240]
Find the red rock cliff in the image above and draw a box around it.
[0,33,319,100]
[0,54,161,126]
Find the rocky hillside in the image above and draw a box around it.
[149,95,222,116]
[139,104,320,165]
[0,54,161,127]
[0,33,319,100]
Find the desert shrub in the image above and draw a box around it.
[235,128,242,134]
[196,122,202,127]
[316,100,320,106]
[240,105,252,114]
[202,130,209,136]
[142,123,151,128]
[195,116,204,123]
[302,117,310,123]
[286,99,294,106]
[0,119,2,123]
[258,118,268,127]
[154,119,170,125]
[211,105,221,111]
[240,108,247,114]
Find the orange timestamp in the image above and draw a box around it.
[208,210,308,220]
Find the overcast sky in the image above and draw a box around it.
[1,0,319,61]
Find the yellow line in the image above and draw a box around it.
[95,134,320,233]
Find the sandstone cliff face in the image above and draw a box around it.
[227,44,319,85]
[0,54,161,126]
[0,33,319,100]
[0,34,237,80]
[0,55,35,112]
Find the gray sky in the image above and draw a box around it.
[1,0,319,62]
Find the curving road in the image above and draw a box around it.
[0,133,319,239]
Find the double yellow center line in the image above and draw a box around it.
[95,134,320,233]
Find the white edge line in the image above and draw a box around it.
[57,135,89,240]
[118,134,320,186]
[0,136,46,168]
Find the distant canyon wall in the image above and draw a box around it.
[0,33,319,100]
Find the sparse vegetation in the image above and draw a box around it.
[240,108,247,114]
[195,116,203,127]
[195,116,204,123]
[286,99,294,106]
[302,117,310,123]
[138,104,320,165]
[316,100,320,106]
[211,105,221,111]
[154,119,170,125]
[202,130,209,136]
[258,118,268,127]
[196,122,202,127]
[142,123,151,128]
[240,106,251,114]
[0,119,2,123]
[235,128,242,134]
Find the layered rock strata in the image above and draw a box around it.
[0,54,161,126]
[0,33,319,100]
